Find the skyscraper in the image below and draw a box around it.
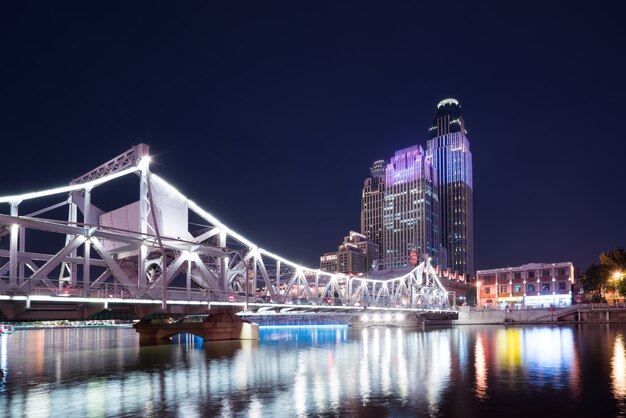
[361,146,440,270]
[361,160,385,254]
[426,98,474,275]
[383,145,440,269]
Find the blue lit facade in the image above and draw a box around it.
[426,99,474,276]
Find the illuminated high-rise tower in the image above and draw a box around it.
[426,98,474,275]
[361,147,440,270]
[361,159,386,257]
[383,145,440,269]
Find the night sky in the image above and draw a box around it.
[1,2,625,274]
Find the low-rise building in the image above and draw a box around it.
[320,231,379,274]
[476,262,575,309]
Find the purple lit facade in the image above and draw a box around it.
[380,145,440,269]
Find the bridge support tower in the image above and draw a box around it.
[133,308,259,344]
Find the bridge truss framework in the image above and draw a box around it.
[0,144,452,320]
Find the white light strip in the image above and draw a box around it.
[0,165,139,203]
[0,294,450,312]
[187,200,256,249]
[1,160,443,293]
[2,294,211,305]
[143,176,428,286]
[185,185,341,276]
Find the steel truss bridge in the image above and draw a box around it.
[0,144,452,321]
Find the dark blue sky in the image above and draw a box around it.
[1,2,625,273]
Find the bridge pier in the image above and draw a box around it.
[134,308,259,344]
[0,301,26,321]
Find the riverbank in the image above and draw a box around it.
[450,304,626,325]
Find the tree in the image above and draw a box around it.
[581,248,626,298]
[601,248,626,296]
[617,279,626,298]
[466,285,477,306]
[599,248,626,271]
[580,263,610,292]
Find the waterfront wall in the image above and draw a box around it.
[456,307,505,324]
[455,304,626,325]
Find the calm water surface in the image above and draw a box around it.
[1,324,625,417]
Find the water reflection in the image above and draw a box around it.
[474,333,488,399]
[496,327,522,369]
[395,328,408,401]
[612,333,626,400]
[1,332,7,391]
[0,325,623,416]
[521,327,578,390]
[424,330,451,415]
[359,328,371,404]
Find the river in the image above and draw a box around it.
[1,324,625,417]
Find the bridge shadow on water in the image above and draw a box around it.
[135,334,261,374]
[136,325,350,370]
[140,332,261,354]
[201,339,260,359]
[145,325,351,350]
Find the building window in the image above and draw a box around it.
[484,287,491,295]
[482,275,491,282]
[527,284,536,292]
[558,282,567,290]
[513,285,522,293]
[558,268,567,276]
[542,269,551,277]
[528,271,535,278]
[500,285,507,293]
[499,273,507,280]
[542,283,551,291]
[514,272,521,279]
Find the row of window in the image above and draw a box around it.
[481,269,569,281]
[483,282,568,294]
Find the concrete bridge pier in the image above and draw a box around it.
[134,308,259,345]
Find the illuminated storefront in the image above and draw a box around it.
[476,262,575,308]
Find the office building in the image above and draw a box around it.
[361,146,440,270]
[426,98,474,275]
[361,160,386,255]
[383,145,440,269]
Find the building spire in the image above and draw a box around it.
[429,98,466,139]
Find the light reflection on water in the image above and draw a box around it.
[474,332,487,400]
[0,325,625,416]
[613,332,626,416]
